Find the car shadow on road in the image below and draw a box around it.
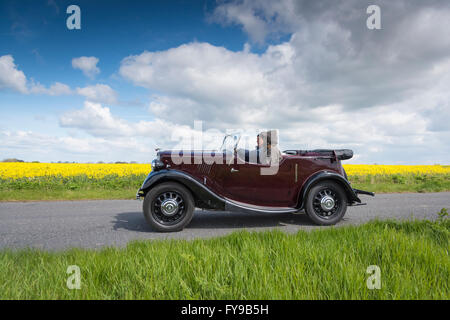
[112,212,153,232]
[112,210,316,233]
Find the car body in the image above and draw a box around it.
[137,134,374,232]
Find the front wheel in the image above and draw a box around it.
[143,182,195,232]
[305,181,348,226]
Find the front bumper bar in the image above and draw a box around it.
[136,190,144,200]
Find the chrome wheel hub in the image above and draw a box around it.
[320,195,335,211]
[160,199,179,216]
[313,188,340,218]
[153,191,186,225]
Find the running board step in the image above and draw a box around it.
[224,199,299,214]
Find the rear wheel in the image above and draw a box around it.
[143,182,195,232]
[305,181,347,225]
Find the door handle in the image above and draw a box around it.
[231,168,239,173]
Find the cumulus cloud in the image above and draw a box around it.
[210,0,299,44]
[60,101,131,137]
[0,55,28,93]
[0,54,72,96]
[0,55,118,101]
[116,0,450,163]
[29,82,72,95]
[75,84,118,104]
[4,1,449,164]
[59,101,199,143]
[0,130,155,163]
[120,42,293,127]
[72,56,100,78]
[56,100,227,159]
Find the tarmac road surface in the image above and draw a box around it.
[0,192,448,250]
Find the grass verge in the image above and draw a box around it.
[0,173,449,201]
[0,174,145,201]
[0,219,448,299]
[350,173,450,193]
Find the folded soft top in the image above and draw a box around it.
[283,149,353,160]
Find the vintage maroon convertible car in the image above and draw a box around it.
[137,133,374,232]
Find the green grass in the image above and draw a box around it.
[0,174,145,201]
[350,173,450,193]
[0,173,449,201]
[0,189,138,201]
[0,219,448,299]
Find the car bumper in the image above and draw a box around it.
[136,190,145,200]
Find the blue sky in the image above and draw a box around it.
[0,0,246,124]
[1,0,449,164]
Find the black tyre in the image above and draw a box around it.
[305,181,348,226]
[143,182,195,232]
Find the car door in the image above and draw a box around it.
[213,155,295,207]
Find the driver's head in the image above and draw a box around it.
[257,134,264,148]
[257,130,278,148]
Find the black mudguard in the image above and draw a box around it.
[137,170,226,210]
[297,171,370,209]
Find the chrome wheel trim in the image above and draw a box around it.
[160,198,179,216]
[320,195,335,211]
[312,188,340,219]
[152,191,186,225]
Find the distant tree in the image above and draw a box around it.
[97,161,105,164]
[2,158,24,162]
[115,161,128,164]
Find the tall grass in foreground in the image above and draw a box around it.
[0,219,448,299]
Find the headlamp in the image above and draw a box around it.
[151,159,165,171]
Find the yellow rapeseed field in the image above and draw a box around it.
[343,164,450,176]
[0,163,151,179]
[0,163,448,179]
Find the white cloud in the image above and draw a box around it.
[120,42,292,127]
[72,56,100,78]
[0,55,117,101]
[60,101,132,137]
[3,1,450,164]
[210,0,298,44]
[0,55,28,93]
[0,54,72,96]
[59,101,196,141]
[29,82,72,96]
[0,130,155,163]
[75,84,118,104]
[117,0,450,164]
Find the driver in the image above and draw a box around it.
[238,131,281,165]
[247,133,264,164]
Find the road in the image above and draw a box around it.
[0,192,448,250]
